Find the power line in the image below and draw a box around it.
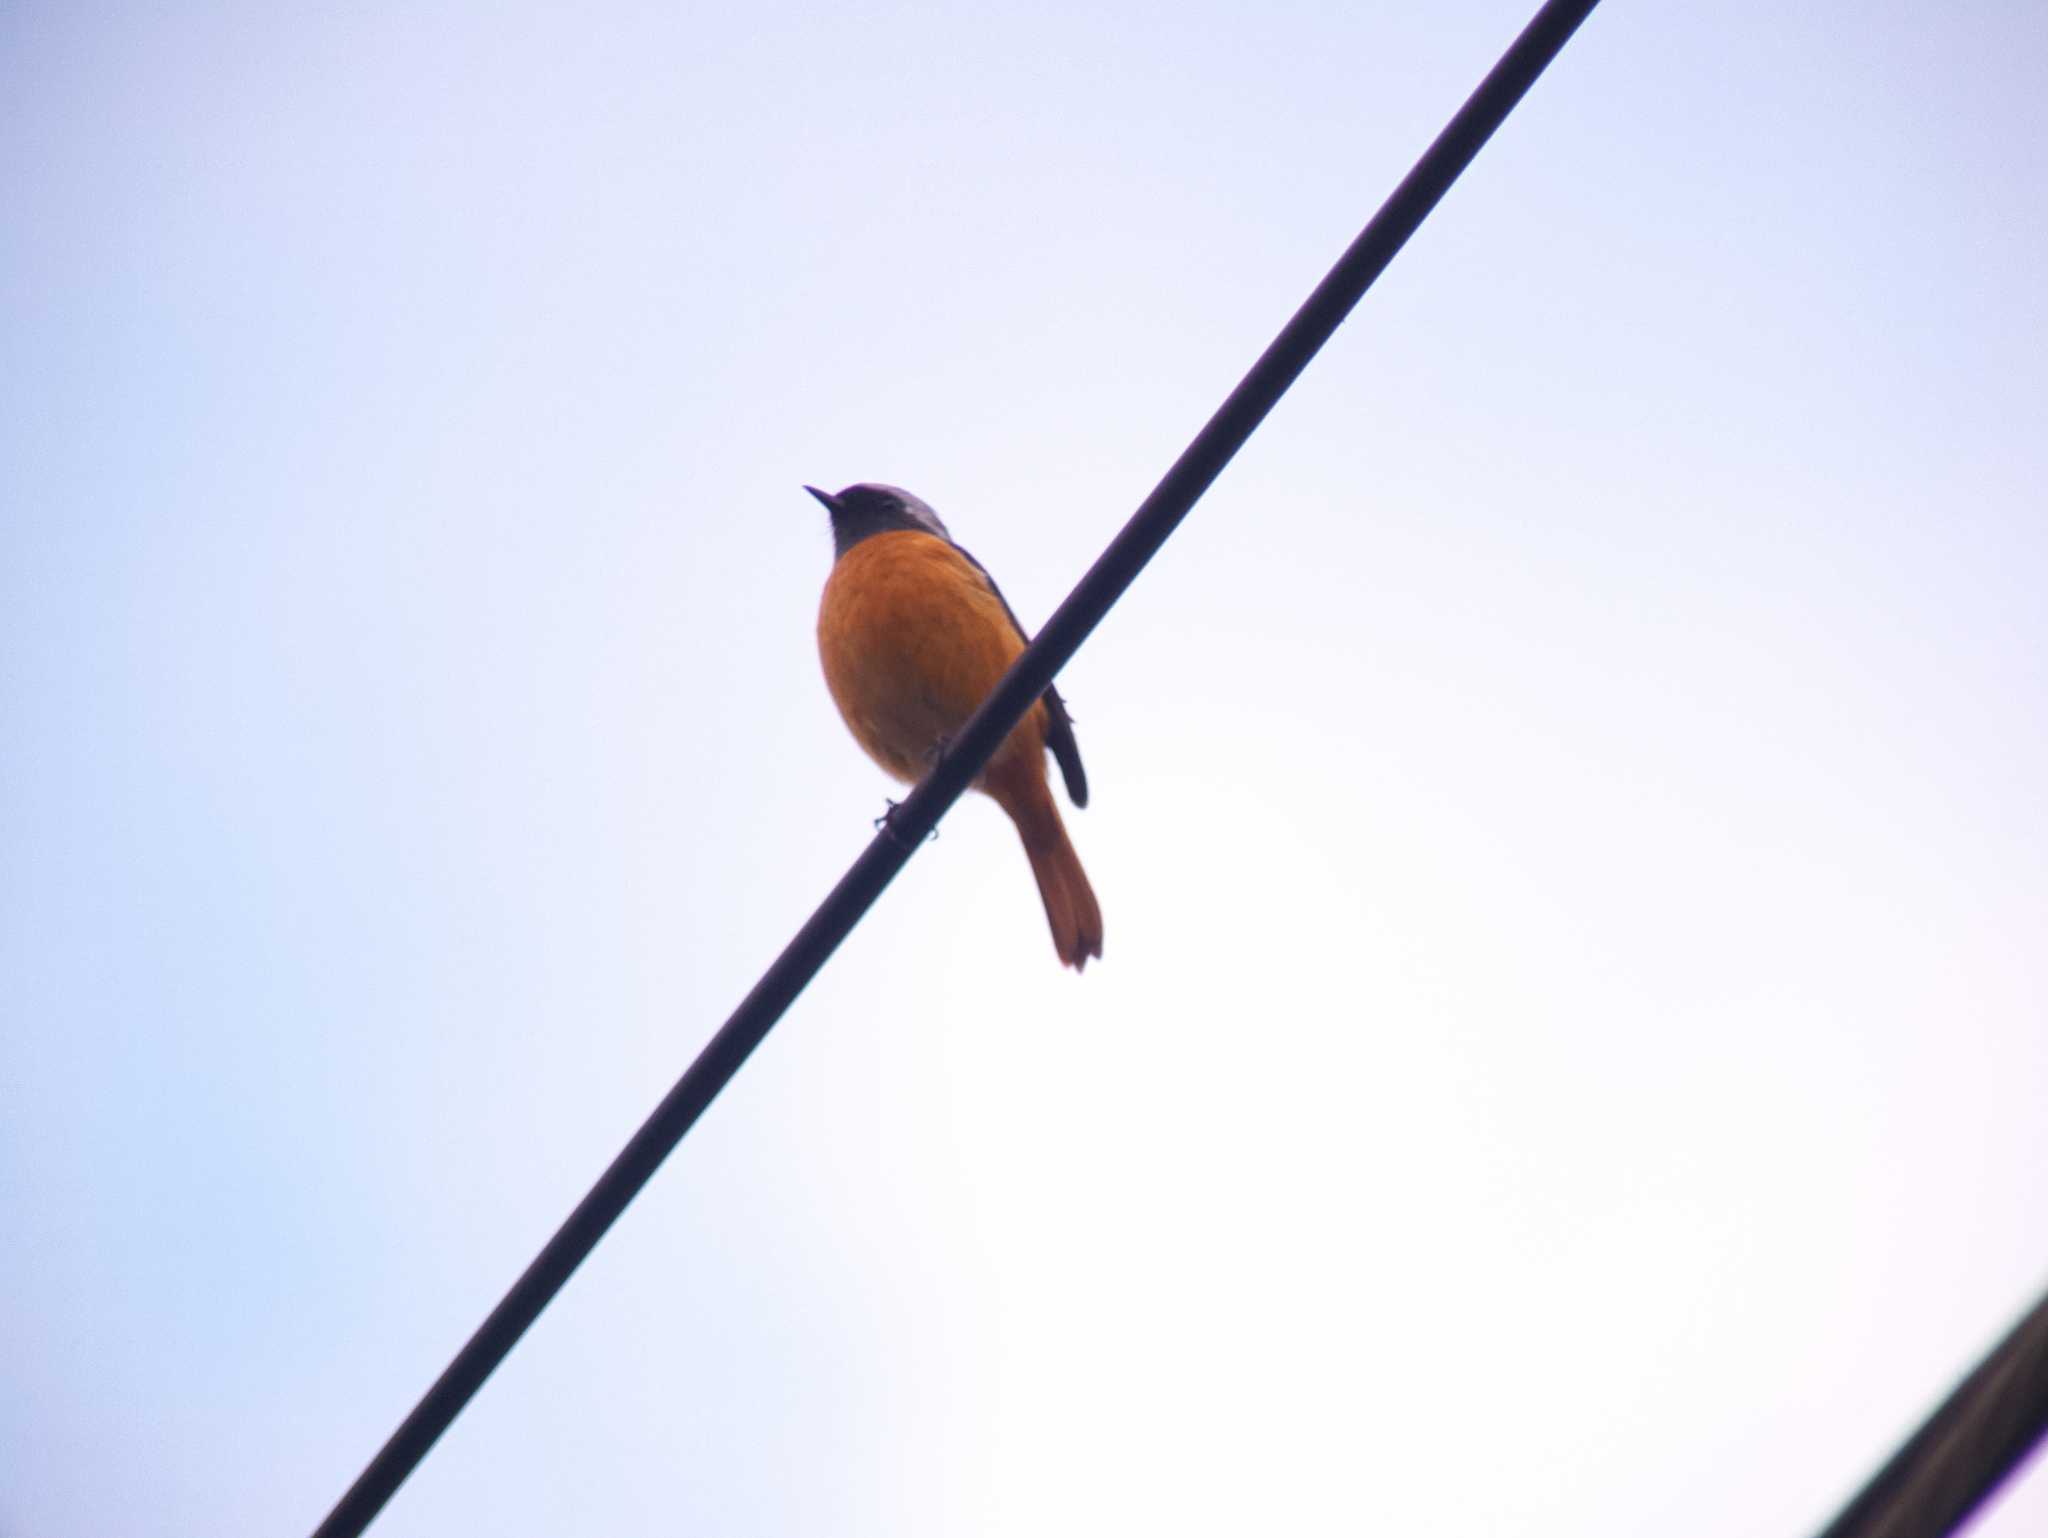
[1813,1284,2048,1538]
[307,2,1604,1532]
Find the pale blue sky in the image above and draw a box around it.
[4,2,2046,1534]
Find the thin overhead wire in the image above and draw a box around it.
[1812,1284,2048,1538]
[308,2,1604,1532]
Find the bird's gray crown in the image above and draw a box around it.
[809,481,952,556]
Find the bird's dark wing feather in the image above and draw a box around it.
[953,543,1089,808]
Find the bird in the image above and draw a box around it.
[809,482,1103,971]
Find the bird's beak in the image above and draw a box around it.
[803,485,840,515]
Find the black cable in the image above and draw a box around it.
[308,3,1603,1531]
[1813,1285,2048,1538]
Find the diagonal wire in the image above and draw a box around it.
[308,2,1603,1532]
[1813,1283,2048,1538]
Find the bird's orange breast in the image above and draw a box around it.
[817,530,1047,786]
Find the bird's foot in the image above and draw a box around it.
[874,799,938,846]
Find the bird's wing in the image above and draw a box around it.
[953,543,1089,809]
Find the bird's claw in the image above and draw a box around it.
[874,798,938,845]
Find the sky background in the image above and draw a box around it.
[5,1,2046,1533]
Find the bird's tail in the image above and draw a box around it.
[1002,781,1103,972]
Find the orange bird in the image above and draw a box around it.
[809,482,1103,971]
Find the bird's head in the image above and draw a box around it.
[805,483,952,556]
